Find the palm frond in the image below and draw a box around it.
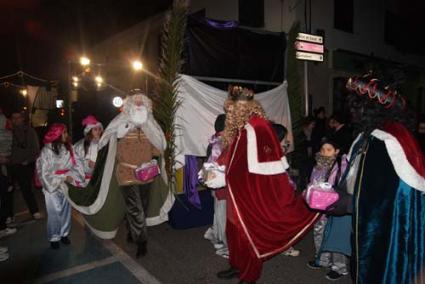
[153,0,188,193]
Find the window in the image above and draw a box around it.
[239,0,264,28]
[334,0,353,33]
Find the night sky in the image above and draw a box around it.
[0,0,424,81]
[0,0,172,79]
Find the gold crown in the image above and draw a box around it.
[228,85,254,101]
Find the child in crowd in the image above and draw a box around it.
[307,140,350,281]
[74,115,103,181]
[272,123,300,257]
[203,114,228,258]
[36,123,86,249]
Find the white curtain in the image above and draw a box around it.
[174,75,293,168]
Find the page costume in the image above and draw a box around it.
[36,124,86,242]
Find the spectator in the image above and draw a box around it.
[327,112,353,155]
[311,107,327,153]
[297,117,316,191]
[9,111,42,221]
[0,110,16,244]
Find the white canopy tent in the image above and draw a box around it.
[174,75,293,168]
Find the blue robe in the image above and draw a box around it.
[353,136,425,284]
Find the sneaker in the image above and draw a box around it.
[326,270,346,281]
[33,212,43,220]
[0,252,9,262]
[0,246,8,254]
[282,247,300,257]
[307,260,322,270]
[0,228,17,239]
[204,228,215,241]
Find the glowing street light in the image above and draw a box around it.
[112,96,123,108]
[132,60,143,71]
[20,89,28,96]
[72,76,79,82]
[80,56,91,66]
[72,81,78,87]
[95,75,103,84]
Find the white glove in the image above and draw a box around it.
[205,169,226,189]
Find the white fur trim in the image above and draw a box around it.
[84,122,103,135]
[83,218,118,239]
[245,123,288,175]
[146,189,175,226]
[64,135,117,215]
[371,129,425,192]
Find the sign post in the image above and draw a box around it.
[295,33,324,115]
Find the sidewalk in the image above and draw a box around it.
[0,189,353,284]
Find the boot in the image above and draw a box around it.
[61,236,71,245]
[217,266,239,279]
[50,241,60,250]
[136,241,147,258]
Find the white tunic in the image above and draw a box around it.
[74,139,99,178]
[36,144,86,241]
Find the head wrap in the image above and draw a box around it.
[44,123,66,144]
[82,115,103,135]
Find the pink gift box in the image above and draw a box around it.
[134,163,160,182]
[306,188,339,211]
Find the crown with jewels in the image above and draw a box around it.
[228,85,254,101]
[346,74,406,110]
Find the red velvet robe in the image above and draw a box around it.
[221,116,320,281]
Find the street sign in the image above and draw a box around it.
[296,32,323,44]
[296,51,324,62]
[295,41,324,53]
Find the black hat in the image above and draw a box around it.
[214,114,226,132]
[272,123,287,142]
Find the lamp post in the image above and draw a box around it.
[68,56,91,138]
[132,60,147,93]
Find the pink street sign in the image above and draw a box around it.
[295,41,324,54]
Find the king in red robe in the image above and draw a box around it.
[205,86,319,283]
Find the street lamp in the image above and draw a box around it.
[112,96,123,108]
[132,60,143,71]
[80,56,91,66]
[20,89,28,96]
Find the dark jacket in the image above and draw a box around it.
[10,125,40,165]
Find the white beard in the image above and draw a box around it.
[129,106,148,126]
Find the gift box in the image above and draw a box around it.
[306,187,339,211]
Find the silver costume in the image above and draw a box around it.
[36,144,85,241]
[74,139,99,178]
